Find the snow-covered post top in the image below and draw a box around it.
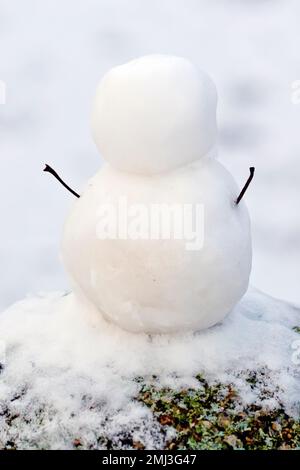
[91,55,218,175]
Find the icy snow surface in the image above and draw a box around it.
[0,288,299,449]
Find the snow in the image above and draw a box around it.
[64,55,251,333]
[91,55,217,174]
[0,288,299,449]
[62,157,251,333]
[0,1,300,311]
[0,2,299,448]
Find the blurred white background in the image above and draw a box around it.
[0,0,299,310]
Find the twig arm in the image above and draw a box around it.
[43,164,80,198]
[236,167,255,205]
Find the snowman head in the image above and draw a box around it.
[91,55,217,175]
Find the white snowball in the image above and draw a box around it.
[62,158,252,333]
[91,55,217,175]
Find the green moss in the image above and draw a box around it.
[138,374,300,450]
[293,326,300,334]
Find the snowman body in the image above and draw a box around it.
[62,55,252,333]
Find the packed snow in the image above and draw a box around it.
[63,55,251,333]
[0,288,299,449]
[91,55,217,174]
[63,159,251,333]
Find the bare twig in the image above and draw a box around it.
[43,164,80,198]
[236,167,255,205]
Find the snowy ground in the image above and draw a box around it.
[0,288,299,449]
[0,0,300,310]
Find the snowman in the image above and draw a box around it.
[45,55,254,334]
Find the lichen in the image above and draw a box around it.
[138,374,300,450]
